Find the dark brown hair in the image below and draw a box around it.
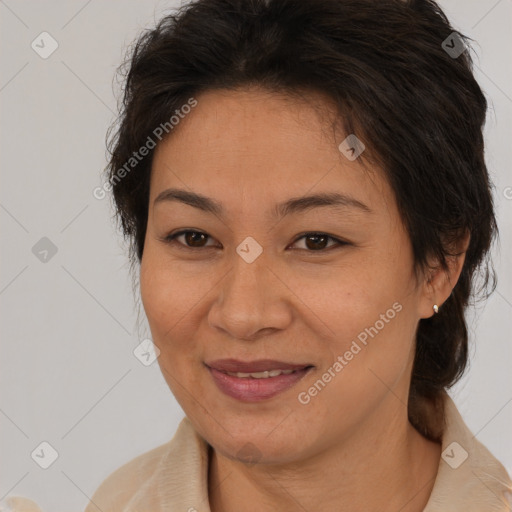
[106,0,497,440]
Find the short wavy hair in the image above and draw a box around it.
[105,0,497,440]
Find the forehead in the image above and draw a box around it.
[150,88,393,216]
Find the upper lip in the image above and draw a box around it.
[206,359,313,373]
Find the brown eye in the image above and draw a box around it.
[183,231,208,247]
[304,234,329,250]
[291,233,347,251]
[165,230,217,248]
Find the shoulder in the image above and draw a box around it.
[84,439,173,512]
[85,417,200,512]
[0,497,43,512]
[425,394,512,511]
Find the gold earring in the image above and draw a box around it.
[433,304,439,314]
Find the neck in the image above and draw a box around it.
[208,397,441,512]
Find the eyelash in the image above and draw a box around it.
[162,230,349,252]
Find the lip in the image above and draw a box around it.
[206,358,312,373]
[205,359,314,402]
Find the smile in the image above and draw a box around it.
[205,360,314,402]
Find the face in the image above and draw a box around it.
[140,87,431,465]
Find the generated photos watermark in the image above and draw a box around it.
[297,301,403,405]
[93,97,198,200]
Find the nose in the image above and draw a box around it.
[207,250,293,341]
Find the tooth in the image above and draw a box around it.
[250,371,270,378]
[223,368,302,378]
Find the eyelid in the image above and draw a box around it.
[288,232,348,251]
[163,229,219,248]
[162,229,349,251]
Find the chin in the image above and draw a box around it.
[199,415,310,465]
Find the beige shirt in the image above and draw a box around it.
[4,395,511,511]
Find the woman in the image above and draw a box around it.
[6,0,510,510]
[85,0,512,510]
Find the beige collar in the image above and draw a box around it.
[423,394,511,511]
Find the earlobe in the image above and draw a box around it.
[418,230,470,319]
[419,266,457,319]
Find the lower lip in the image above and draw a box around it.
[207,366,313,402]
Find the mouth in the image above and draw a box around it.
[205,359,314,402]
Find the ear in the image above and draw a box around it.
[418,230,470,319]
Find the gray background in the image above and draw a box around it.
[1,0,511,510]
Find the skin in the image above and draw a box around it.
[140,87,468,512]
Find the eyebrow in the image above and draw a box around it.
[154,188,373,218]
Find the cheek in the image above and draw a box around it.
[140,248,192,350]
[140,243,193,328]
[140,252,206,404]
[299,257,403,340]
[299,298,415,442]
[140,255,170,332]
[140,242,230,411]
[306,250,417,382]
